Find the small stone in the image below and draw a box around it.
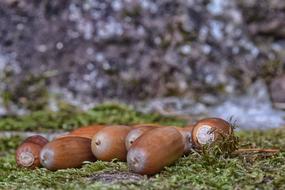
[88,171,145,184]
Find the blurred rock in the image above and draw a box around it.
[270,74,285,109]
[141,80,285,129]
[0,0,284,115]
[211,80,285,129]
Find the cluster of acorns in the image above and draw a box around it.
[16,118,232,175]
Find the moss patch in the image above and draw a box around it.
[1,128,285,190]
[0,103,186,131]
[0,104,285,189]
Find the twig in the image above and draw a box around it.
[233,148,280,154]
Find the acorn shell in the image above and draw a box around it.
[56,125,106,139]
[16,142,42,169]
[174,125,194,154]
[40,136,96,170]
[125,125,160,150]
[127,127,184,175]
[192,118,232,148]
[91,125,131,161]
[23,135,49,147]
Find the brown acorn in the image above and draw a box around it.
[174,125,194,154]
[127,127,184,175]
[16,142,43,169]
[125,125,160,150]
[16,135,49,169]
[192,118,232,148]
[22,135,49,147]
[56,125,106,139]
[91,125,131,161]
[40,136,96,170]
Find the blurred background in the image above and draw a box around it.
[0,0,284,129]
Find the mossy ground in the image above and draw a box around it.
[0,104,285,190]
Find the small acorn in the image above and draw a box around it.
[192,118,232,149]
[91,125,131,161]
[56,125,106,139]
[174,125,194,154]
[16,135,49,169]
[127,127,184,175]
[40,136,96,170]
[125,125,160,150]
[23,135,49,147]
[16,143,42,169]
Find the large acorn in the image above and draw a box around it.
[91,125,131,161]
[125,125,160,150]
[192,118,232,149]
[56,124,105,139]
[127,127,184,175]
[16,135,49,169]
[40,136,96,170]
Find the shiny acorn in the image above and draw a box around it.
[91,125,131,161]
[127,127,184,175]
[40,136,96,170]
[192,118,232,149]
[16,143,42,169]
[56,125,105,139]
[16,135,49,169]
[23,135,49,147]
[125,125,160,150]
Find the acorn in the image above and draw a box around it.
[23,135,49,147]
[16,135,49,169]
[125,125,160,150]
[91,125,131,161]
[40,136,96,170]
[56,125,106,139]
[127,127,184,175]
[192,118,232,148]
[16,143,42,169]
[174,125,194,154]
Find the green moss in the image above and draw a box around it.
[0,103,186,131]
[1,105,285,189]
[0,136,22,154]
[1,128,285,190]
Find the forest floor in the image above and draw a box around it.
[0,104,285,190]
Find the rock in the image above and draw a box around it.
[88,171,144,184]
[211,80,285,129]
[270,74,285,109]
[0,0,284,113]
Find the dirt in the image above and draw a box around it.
[88,170,145,184]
